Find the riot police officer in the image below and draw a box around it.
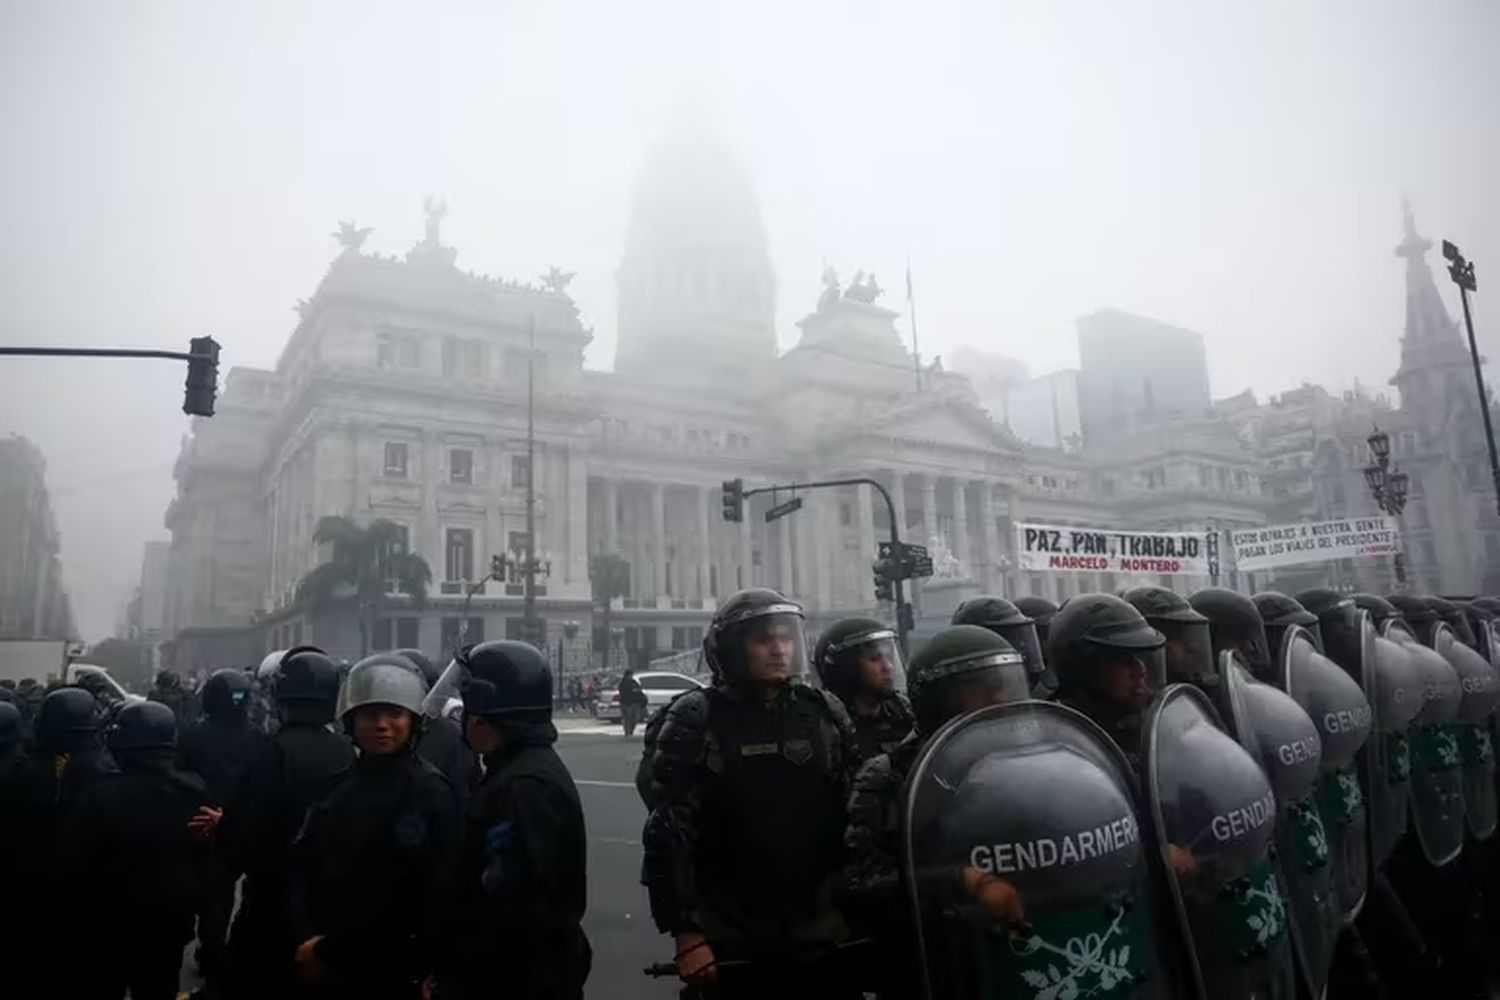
[642,588,860,997]
[178,667,267,984]
[397,647,477,797]
[148,668,195,729]
[1045,592,1166,767]
[814,617,913,759]
[431,640,591,999]
[1254,591,1322,659]
[951,594,1054,696]
[1189,587,1274,681]
[221,646,355,999]
[842,625,1032,996]
[1120,585,1216,688]
[288,653,460,998]
[1013,594,1060,649]
[64,701,208,1000]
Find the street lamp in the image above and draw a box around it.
[1441,240,1500,516]
[492,547,552,648]
[1365,425,1409,586]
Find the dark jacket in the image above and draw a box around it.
[441,720,591,998]
[417,714,478,799]
[644,681,860,953]
[178,715,268,806]
[222,720,355,984]
[289,746,460,998]
[619,675,648,707]
[848,693,915,761]
[61,750,209,934]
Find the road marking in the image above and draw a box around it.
[577,779,637,788]
[597,835,642,846]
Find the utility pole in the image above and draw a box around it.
[1442,240,1500,516]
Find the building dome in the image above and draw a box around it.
[614,119,777,377]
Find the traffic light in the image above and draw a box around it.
[721,479,745,523]
[183,336,220,417]
[872,555,896,603]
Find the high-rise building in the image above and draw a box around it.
[0,435,74,639]
[1077,309,1212,444]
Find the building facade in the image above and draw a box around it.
[158,129,1500,670]
[0,435,74,640]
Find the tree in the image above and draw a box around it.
[295,516,432,657]
[589,553,631,672]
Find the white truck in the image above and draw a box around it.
[0,639,85,685]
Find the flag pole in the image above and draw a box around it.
[906,259,922,392]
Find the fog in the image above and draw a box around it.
[1,0,1497,639]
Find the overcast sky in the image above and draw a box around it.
[2,0,1497,640]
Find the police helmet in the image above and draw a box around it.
[814,617,904,704]
[455,640,553,724]
[154,669,181,690]
[275,646,342,720]
[951,596,1047,686]
[0,701,20,750]
[1122,585,1215,687]
[703,588,808,687]
[1352,593,1403,628]
[36,687,100,754]
[257,650,287,683]
[1473,597,1500,618]
[1254,591,1320,629]
[336,653,428,724]
[201,668,254,720]
[1189,587,1273,679]
[394,647,443,688]
[1013,596,1060,645]
[1046,593,1166,700]
[108,700,178,752]
[908,625,1030,734]
[1426,597,1477,648]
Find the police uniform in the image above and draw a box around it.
[288,654,460,1000]
[221,647,355,998]
[64,701,207,1000]
[436,640,591,999]
[645,589,861,999]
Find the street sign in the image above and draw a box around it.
[876,541,934,580]
[765,497,804,522]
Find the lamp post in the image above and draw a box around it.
[1441,240,1500,517]
[1364,425,1411,587]
[558,619,579,702]
[492,548,552,646]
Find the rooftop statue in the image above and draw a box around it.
[332,220,372,252]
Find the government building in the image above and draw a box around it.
[158,122,1500,673]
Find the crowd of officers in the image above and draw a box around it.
[636,584,1500,1000]
[2,581,1498,999]
[0,641,588,1000]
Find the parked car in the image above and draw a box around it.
[594,671,703,723]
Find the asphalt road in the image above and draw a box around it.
[556,721,681,999]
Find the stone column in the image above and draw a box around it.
[567,446,587,584]
[697,484,712,601]
[977,479,997,591]
[922,474,938,548]
[420,429,440,572]
[858,482,877,560]
[890,471,908,539]
[813,494,833,611]
[651,482,667,601]
[603,476,618,555]
[953,478,971,578]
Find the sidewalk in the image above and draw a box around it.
[558,715,641,736]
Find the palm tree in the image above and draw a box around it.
[295,516,433,657]
[589,552,631,671]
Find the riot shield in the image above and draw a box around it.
[1143,684,1297,999]
[1365,634,1424,868]
[1278,624,1372,923]
[1390,629,1466,867]
[902,700,1177,999]
[1222,652,1337,998]
[1434,623,1500,840]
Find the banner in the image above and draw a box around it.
[1230,516,1402,573]
[1015,522,1212,575]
